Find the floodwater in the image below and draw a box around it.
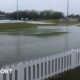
[0,25,80,66]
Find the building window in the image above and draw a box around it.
[33,65,35,79]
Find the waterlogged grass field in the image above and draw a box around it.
[0,22,68,36]
[0,20,79,31]
[0,23,56,31]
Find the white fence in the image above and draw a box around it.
[0,49,80,80]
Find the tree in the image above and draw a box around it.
[39,10,64,20]
[52,12,64,19]
[6,10,64,20]
[0,11,5,15]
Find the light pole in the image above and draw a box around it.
[65,0,69,51]
[17,0,19,20]
[67,0,69,18]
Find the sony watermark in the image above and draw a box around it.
[0,69,13,74]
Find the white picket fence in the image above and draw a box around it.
[0,48,80,80]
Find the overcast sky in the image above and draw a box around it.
[0,0,80,15]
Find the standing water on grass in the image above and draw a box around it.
[0,25,80,67]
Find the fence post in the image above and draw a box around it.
[71,49,77,69]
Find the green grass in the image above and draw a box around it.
[0,20,79,31]
[39,20,61,23]
[0,22,58,31]
[48,67,80,80]
[0,23,36,31]
[38,19,80,26]
[0,22,68,36]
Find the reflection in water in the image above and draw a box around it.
[0,25,80,67]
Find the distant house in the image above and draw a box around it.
[0,15,7,20]
[21,18,29,21]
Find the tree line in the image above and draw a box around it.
[0,10,80,20]
[0,10,64,20]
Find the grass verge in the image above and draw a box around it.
[0,22,58,31]
[48,67,80,80]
